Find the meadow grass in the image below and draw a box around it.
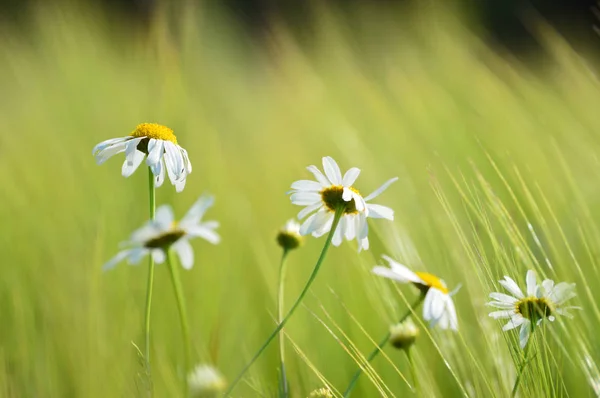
[1,2,600,397]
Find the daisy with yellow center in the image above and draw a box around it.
[372,255,459,330]
[488,270,578,349]
[103,195,220,271]
[288,156,397,251]
[92,123,192,192]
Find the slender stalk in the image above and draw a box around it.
[511,323,536,398]
[406,349,419,396]
[224,207,345,396]
[166,249,192,392]
[342,295,424,397]
[277,249,290,397]
[144,168,156,370]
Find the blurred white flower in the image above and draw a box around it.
[188,364,226,398]
[373,255,459,330]
[288,156,397,251]
[276,219,304,250]
[93,123,192,192]
[487,270,578,349]
[103,195,219,271]
[308,387,333,397]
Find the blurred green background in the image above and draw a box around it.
[2,1,600,397]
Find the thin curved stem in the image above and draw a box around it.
[277,249,290,397]
[166,249,192,393]
[144,168,156,372]
[511,323,536,398]
[342,295,424,397]
[406,349,419,396]
[224,207,344,396]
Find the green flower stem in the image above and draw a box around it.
[342,295,424,397]
[277,249,290,398]
[511,324,536,398]
[144,168,156,369]
[166,249,192,392]
[224,207,345,396]
[406,348,419,396]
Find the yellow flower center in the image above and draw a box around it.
[130,123,178,144]
[144,229,185,249]
[414,272,448,294]
[515,297,554,323]
[320,185,361,214]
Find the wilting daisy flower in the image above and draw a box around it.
[187,364,226,398]
[276,219,304,251]
[288,156,397,251]
[92,123,192,192]
[103,195,219,270]
[373,255,459,330]
[487,270,578,348]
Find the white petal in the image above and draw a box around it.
[146,139,164,167]
[526,270,537,297]
[180,148,192,174]
[445,296,458,330]
[381,255,421,283]
[127,247,148,265]
[489,310,514,319]
[364,177,398,201]
[342,187,353,202]
[155,205,175,230]
[300,210,328,235]
[342,167,361,186]
[549,282,577,304]
[306,165,331,186]
[173,239,194,269]
[186,225,221,244]
[372,266,411,283]
[95,140,129,165]
[519,321,532,349]
[489,292,518,304]
[290,192,321,206]
[297,203,322,220]
[175,178,186,193]
[299,213,317,235]
[332,220,343,246]
[353,192,365,212]
[121,149,145,177]
[499,276,525,299]
[92,136,130,155]
[313,213,334,237]
[487,301,516,309]
[358,236,369,252]
[542,279,555,295]
[102,249,133,271]
[502,315,525,331]
[322,156,342,185]
[366,204,394,220]
[344,215,356,240]
[163,142,184,184]
[180,195,215,228]
[152,249,166,264]
[153,159,166,187]
[291,180,323,192]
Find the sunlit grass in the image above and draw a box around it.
[1,1,600,396]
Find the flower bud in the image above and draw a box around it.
[308,387,333,397]
[276,219,304,250]
[187,364,226,398]
[389,318,419,350]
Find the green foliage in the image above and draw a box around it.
[0,2,599,397]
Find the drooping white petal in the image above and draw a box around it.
[180,147,192,174]
[121,148,145,177]
[372,266,412,283]
[95,140,130,165]
[291,180,323,192]
[332,221,343,246]
[146,139,164,167]
[92,136,130,155]
[180,195,215,228]
[357,214,368,239]
[489,292,518,304]
[103,249,133,271]
[380,255,422,283]
[342,167,361,186]
[164,142,184,179]
[344,214,356,240]
[499,276,525,299]
[173,239,194,269]
[358,236,369,252]
[342,187,353,202]
[155,205,175,230]
[297,202,322,220]
[185,225,221,244]
[306,165,331,186]
[299,213,317,235]
[526,270,537,297]
[127,247,148,265]
[519,321,532,349]
[313,213,334,237]
[366,204,394,220]
[364,177,398,201]
[152,249,166,264]
[301,210,329,235]
[175,178,186,193]
[352,192,365,212]
[153,159,166,187]
[322,156,342,185]
[445,296,458,330]
[502,315,525,331]
[290,192,321,206]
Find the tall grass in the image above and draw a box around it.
[1,1,600,396]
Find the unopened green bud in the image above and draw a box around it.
[389,318,419,350]
[277,219,304,250]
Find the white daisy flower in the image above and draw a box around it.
[276,219,304,251]
[487,270,578,349]
[372,255,459,330]
[92,123,192,192]
[187,364,226,398]
[288,156,397,251]
[103,195,220,271]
